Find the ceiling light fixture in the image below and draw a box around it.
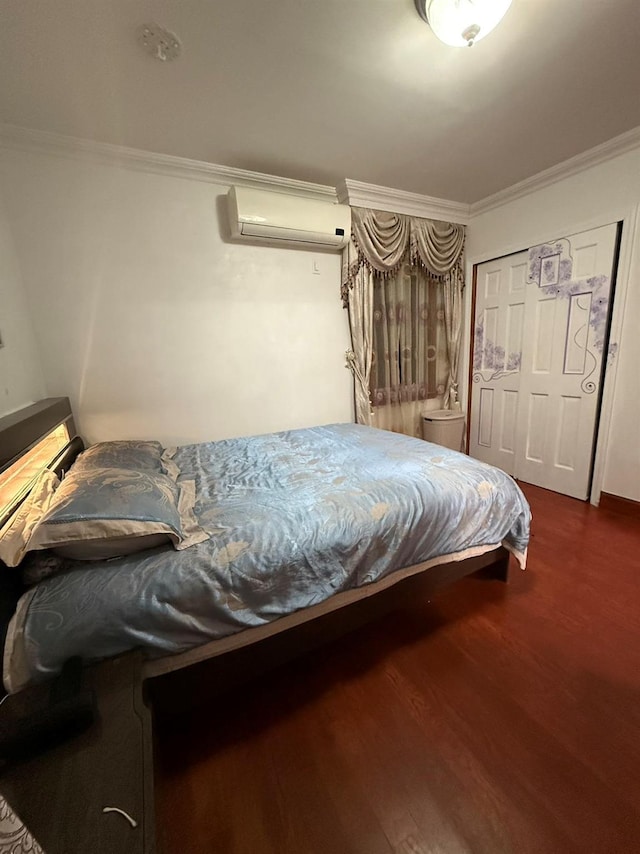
[414,0,513,47]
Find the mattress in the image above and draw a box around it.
[4,424,531,692]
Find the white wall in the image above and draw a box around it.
[0,186,45,418]
[0,150,353,445]
[465,146,640,502]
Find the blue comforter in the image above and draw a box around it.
[5,424,530,691]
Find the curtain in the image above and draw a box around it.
[410,217,465,276]
[442,264,464,409]
[351,210,410,277]
[370,264,448,437]
[342,238,374,425]
[342,207,465,430]
[345,208,465,279]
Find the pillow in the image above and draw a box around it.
[27,467,208,561]
[0,469,60,567]
[72,440,164,474]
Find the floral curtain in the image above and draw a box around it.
[370,264,448,436]
[342,207,465,432]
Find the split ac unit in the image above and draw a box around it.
[227,186,351,250]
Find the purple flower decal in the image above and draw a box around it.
[559,259,573,282]
[528,241,569,284]
[536,264,611,354]
[474,317,521,377]
[506,351,522,371]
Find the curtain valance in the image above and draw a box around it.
[341,207,465,306]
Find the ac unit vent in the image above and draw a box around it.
[228,186,350,251]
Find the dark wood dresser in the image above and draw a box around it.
[0,653,155,853]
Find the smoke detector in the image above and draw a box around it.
[137,23,181,62]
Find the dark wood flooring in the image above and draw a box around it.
[155,484,640,854]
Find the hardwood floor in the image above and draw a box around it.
[155,484,640,854]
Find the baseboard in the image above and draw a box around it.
[599,492,640,520]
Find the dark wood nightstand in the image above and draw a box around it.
[0,653,155,853]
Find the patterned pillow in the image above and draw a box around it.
[72,440,164,474]
[28,467,208,561]
[0,469,60,567]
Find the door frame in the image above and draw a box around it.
[461,206,638,505]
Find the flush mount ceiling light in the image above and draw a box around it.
[414,0,513,47]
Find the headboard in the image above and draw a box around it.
[0,398,75,472]
[0,398,83,524]
[0,398,84,684]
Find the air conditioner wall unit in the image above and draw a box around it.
[227,186,351,250]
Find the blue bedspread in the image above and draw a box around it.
[4,424,530,691]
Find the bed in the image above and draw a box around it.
[0,398,530,695]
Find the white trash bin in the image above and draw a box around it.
[422,409,465,452]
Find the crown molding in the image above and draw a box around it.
[3,121,640,220]
[337,178,470,225]
[0,123,338,201]
[470,124,640,217]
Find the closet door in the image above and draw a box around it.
[469,251,528,475]
[470,223,618,499]
[515,223,618,499]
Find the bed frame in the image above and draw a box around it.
[0,398,510,708]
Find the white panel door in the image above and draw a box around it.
[470,223,618,499]
[469,252,528,474]
[515,223,617,498]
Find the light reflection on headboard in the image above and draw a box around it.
[0,423,70,523]
[0,398,82,529]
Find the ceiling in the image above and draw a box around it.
[1,0,639,203]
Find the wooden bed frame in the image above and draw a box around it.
[0,398,511,709]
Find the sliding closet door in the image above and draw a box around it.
[470,223,618,499]
[469,251,528,475]
[514,223,618,498]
